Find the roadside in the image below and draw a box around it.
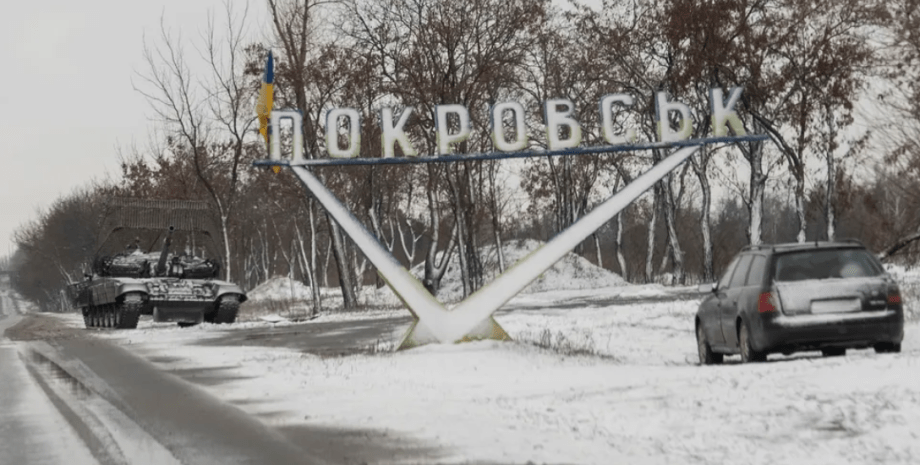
[61,289,920,465]
[0,291,100,465]
[5,311,479,465]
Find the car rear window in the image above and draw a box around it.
[773,248,883,281]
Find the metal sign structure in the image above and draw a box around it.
[253,88,769,350]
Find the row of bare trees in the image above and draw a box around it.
[8,0,920,312]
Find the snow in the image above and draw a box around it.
[885,263,920,321]
[413,238,627,303]
[73,281,920,464]
[56,255,920,464]
[238,238,629,322]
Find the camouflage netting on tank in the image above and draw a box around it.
[101,198,218,233]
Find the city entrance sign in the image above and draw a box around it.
[252,71,768,349]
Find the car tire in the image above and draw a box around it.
[697,324,723,365]
[821,348,846,357]
[874,342,902,354]
[739,322,766,363]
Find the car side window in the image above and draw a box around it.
[729,255,754,289]
[746,255,766,286]
[717,256,741,290]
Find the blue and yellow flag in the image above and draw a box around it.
[256,51,275,171]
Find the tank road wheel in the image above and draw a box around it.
[116,296,143,330]
[214,296,240,324]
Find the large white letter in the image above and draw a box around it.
[269,109,303,162]
[599,94,636,145]
[544,99,582,150]
[491,101,528,152]
[710,87,746,136]
[656,92,693,142]
[380,107,417,158]
[436,104,471,155]
[325,108,361,158]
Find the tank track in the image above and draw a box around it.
[81,300,142,330]
[209,296,239,324]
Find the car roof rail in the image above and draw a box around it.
[742,243,775,253]
[840,238,865,247]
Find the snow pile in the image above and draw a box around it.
[413,238,627,302]
[242,238,629,314]
[245,276,314,302]
[884,263,920,321]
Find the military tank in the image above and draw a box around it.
[68,199,247,329]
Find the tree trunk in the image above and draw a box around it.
[825,104,837,242]
[692,150,714,282]
[615,213,627,281]
[309,200,321,312]
[488,162,505,273]
[698,181,714,283]
[297,217,321,317]
[447,170,471,297]
[327,217,358,308]
[593,233,603,269]
[748,131,766,246]
[322,239,332,288]
[422,168,456,296]
[793,164,807,243]
[219,212,232,282]
[644,186,659,283]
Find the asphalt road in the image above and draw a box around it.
[0,294,98,465]
[0,285,700,464]
[0,289,344,464]
[1,290,514,464]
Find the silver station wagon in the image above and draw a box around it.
[695,241,905,364]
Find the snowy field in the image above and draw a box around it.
[57,259,920,464]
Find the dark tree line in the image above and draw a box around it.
[8,0,920,312]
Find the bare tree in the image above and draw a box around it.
[135,2,259,281]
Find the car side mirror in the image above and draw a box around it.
[698,282,716,294]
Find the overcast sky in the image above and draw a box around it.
[0,0,269,257]
[0,0,886,260]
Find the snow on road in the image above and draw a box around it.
[79,280,920,465]
[0,290,98,465]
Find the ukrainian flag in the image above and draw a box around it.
[256,50,274,149]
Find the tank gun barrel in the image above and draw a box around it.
[156,226,176,276]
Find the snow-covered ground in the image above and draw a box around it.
[64,256,920,464]
[240,238,631,321]
[81,300,920,465]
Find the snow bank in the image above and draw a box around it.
[412,238,627,302]
[241,238,628,318]
[884,264,920,321]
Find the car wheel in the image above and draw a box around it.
[874,342,902,354]
[697,324,723,365]
[821,348,846,357]
[739,322,766,363]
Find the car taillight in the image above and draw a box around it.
[758,292,777,313]
[888,289,902,306]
